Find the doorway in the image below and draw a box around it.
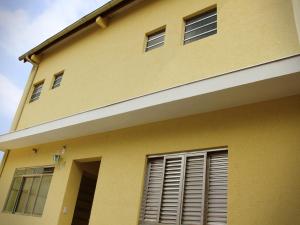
[71,161,100,225]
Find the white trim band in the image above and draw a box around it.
[1,54,300,149]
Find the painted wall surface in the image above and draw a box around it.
[0,95,299,225]
[15,0,300,130]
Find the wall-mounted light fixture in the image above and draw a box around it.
[32,148,38,154]
[53,154,61,164]
[53,145,67,166]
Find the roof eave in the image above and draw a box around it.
[18,0,134,62]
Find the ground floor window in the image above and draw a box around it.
[140,148,228,225]
[3,166,54,216]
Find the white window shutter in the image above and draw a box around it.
[159,157,184,224]
[206,152,228,225]
[140,149,228,225]
[141,157,164,222]
[181,155,205,225]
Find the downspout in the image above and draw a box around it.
[0,56,40,178]
[292,0,300,44]
[0,150,9,178]
[10,56,39,131]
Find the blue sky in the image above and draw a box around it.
[0,0,110,160]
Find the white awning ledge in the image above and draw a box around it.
[1,54,300,149]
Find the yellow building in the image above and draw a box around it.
[0,0,300,225]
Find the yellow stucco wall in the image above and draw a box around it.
[16,0,300,130]
[0,95,299,225]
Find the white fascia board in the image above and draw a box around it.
[1,54,300,149]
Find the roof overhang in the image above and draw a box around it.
[19,0,136,62]
[1,54,300,149]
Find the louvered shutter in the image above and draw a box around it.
[141,157,164,222]
[159,157,184,224]
[181,155,205,225]
[140,149,228,225]
[206,152,228,225]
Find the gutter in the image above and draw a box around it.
[19,0,136,62]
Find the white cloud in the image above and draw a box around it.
[0,0,109,57]
[0,0,110,128]
[0,73,22,118]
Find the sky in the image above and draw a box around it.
[0,0,110,161]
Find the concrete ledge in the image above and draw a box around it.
[1,54,300,149]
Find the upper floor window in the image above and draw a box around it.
[140,149,228,225]
[52,72,63,89]
[3,166,54,216]
[30,82,44,102]
[145,28,166,52]
[184,8,217,45]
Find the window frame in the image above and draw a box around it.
[145,26,166,52]
[51,71,64,89]
[3,166,54,217]
[29,81,44,103]
[140,147,228,225]
[183,7,217,45]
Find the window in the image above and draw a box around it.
[145,28,165,52]
[52,72,63,89]
[30,82,44,102]
[184,8,217,44]
[140,149,228,225]
[3,166,54,216]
